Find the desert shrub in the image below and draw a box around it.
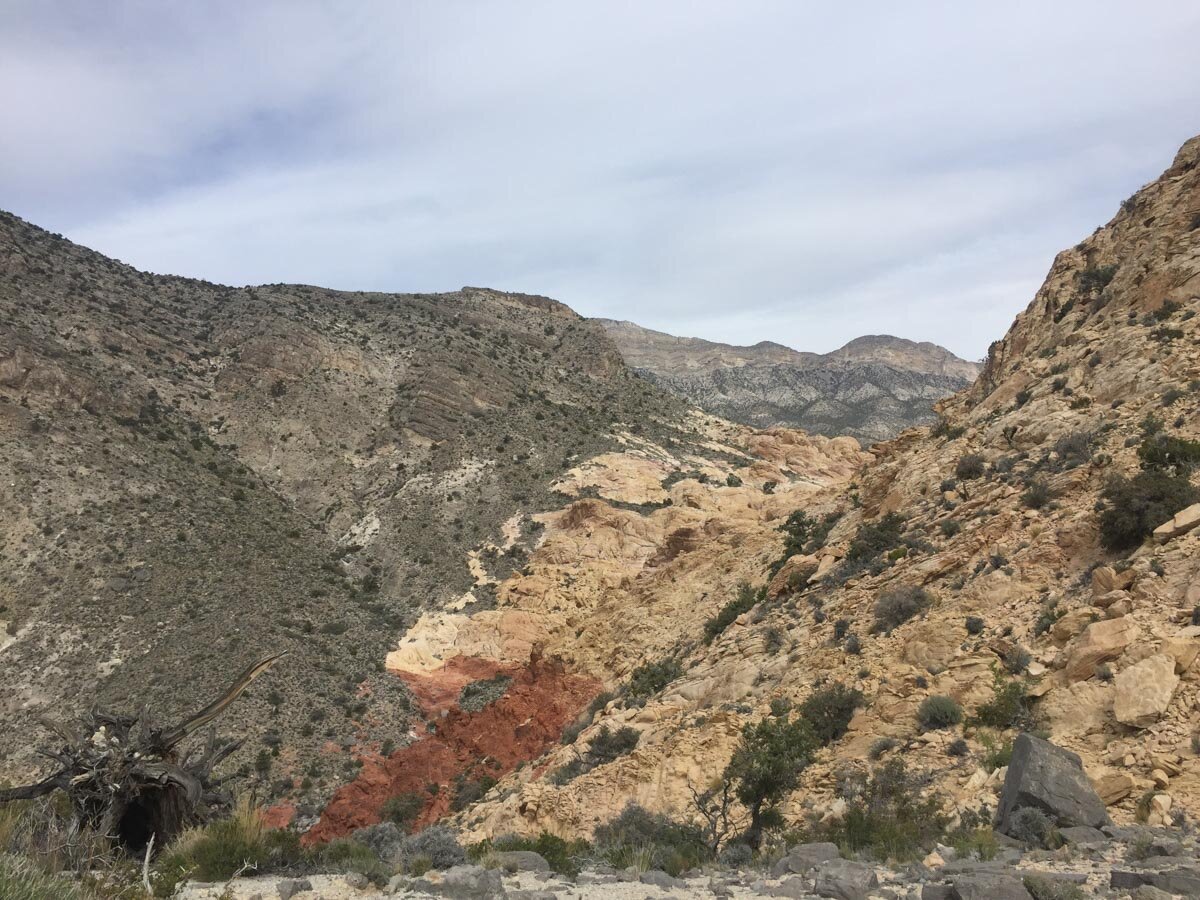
[394,825,466,871]
[805,758,948,861]
[845,513,907,565]
[592,803,710,875]
[475,831,592,877]
[940,519,962,538]
[970,671,1033,730]
[717,841,753,868]
[551,725,640,783]
[844,633,862,655]
[561,691,615,745]
[917,696,963,731]
[1021,479,1054,509]
[955,454,986,480]
[965,615,985,635]
[451,774,497,811]
[626,658,682,701]
[0,856,92,900]
[799,683,864,745]
[1007,806,1060,849]
[724,710,819,848]
[872,585,933,633]
[833,618,850,641]
[458,674,512,712]
[868,737,898,760]
[1015,388,1032,407]
[1077,264,1117,293]
[153,798,303,896]
[979,733,1013,771]
[725,473,742,487]
[1137,434,1200,475]
[1003,645,1032,675]
[1051,430,1093,470]
[704,583,763,643]
[381,792,424,832]
[947,738,970,757]
[1099,471,1199,551]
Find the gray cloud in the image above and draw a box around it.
[3,1,1199,358]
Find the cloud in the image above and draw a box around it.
[3,1,1199,358]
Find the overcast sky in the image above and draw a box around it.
[3,2,1199,359]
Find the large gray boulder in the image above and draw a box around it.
[995,733,1110,834]
[812,859,879,900]
[950,872,1032,900]
[771,841,842,877]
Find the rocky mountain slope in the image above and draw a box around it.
[0,211,732,820]
[292,135,1200,847]
[599,319,980,443]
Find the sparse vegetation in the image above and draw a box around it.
[704,583,764,643]
[872,585,933,633]
[458,674,512,712]
[798,682,864,745]
[625,657,682,702]
[955,454,986,480]
[917,695,963,731]
[1099,471,1199,551]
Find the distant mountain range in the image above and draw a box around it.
[597,319,981,443]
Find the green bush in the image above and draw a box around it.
[704,583,763,643]
[458,674,512,712]
[779,510,838,556]
[970,671,1032,730]
[799,683,864,745]
[381,792,424,832]
[626,658,682,701]
[1051,431,1093,470]
[592,803,710,875]
[965,615,985,635]
[394,826,466,871]
[1021,480,1054,509]
[872,585,933,633]
[725,473,742,487]
[724,710,819,848]
[1077,264,1117,293]
[1099,471,1199,551]
[868,737,898,760]
[475,831,592,877]
[1137,434,1200,475]
[845,513,907,565]
[917,696,963,731]
[940,519,962,538]
[550,725,640,783]
[955,454,986,480]
[805,758,948,861]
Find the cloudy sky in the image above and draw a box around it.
[3,2,1199,359]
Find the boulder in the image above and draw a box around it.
[767,553,820,598]
[996,734,1109,834]
[1064,617,1136,680]
[949,871,1033,900]
[1113,654,1179,727]
[771,841,841,876]
[417,865,506,899]
[277,880,312,900]
[1058,825,1107,844]
[1153,502,1200,543]
[1161,636,1200,673]
[812,859,879,900]
[1092,772,1134,805]
[639,869,681,889]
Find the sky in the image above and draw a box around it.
[3,3,1199,360]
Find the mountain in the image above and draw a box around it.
[6,133,1200,871]
[598,319,980,443]
[336,135,1198,843]
[0,209,755,821]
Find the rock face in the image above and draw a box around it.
[996,734,1110,833]
[600,319,979,443]
[1113,654,1179,727]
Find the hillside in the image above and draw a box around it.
[306,135,1200,844]
[0,210,740,822]
[599,319,980,443]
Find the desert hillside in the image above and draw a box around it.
[347,134,1200,844]
[600,319,980,442]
